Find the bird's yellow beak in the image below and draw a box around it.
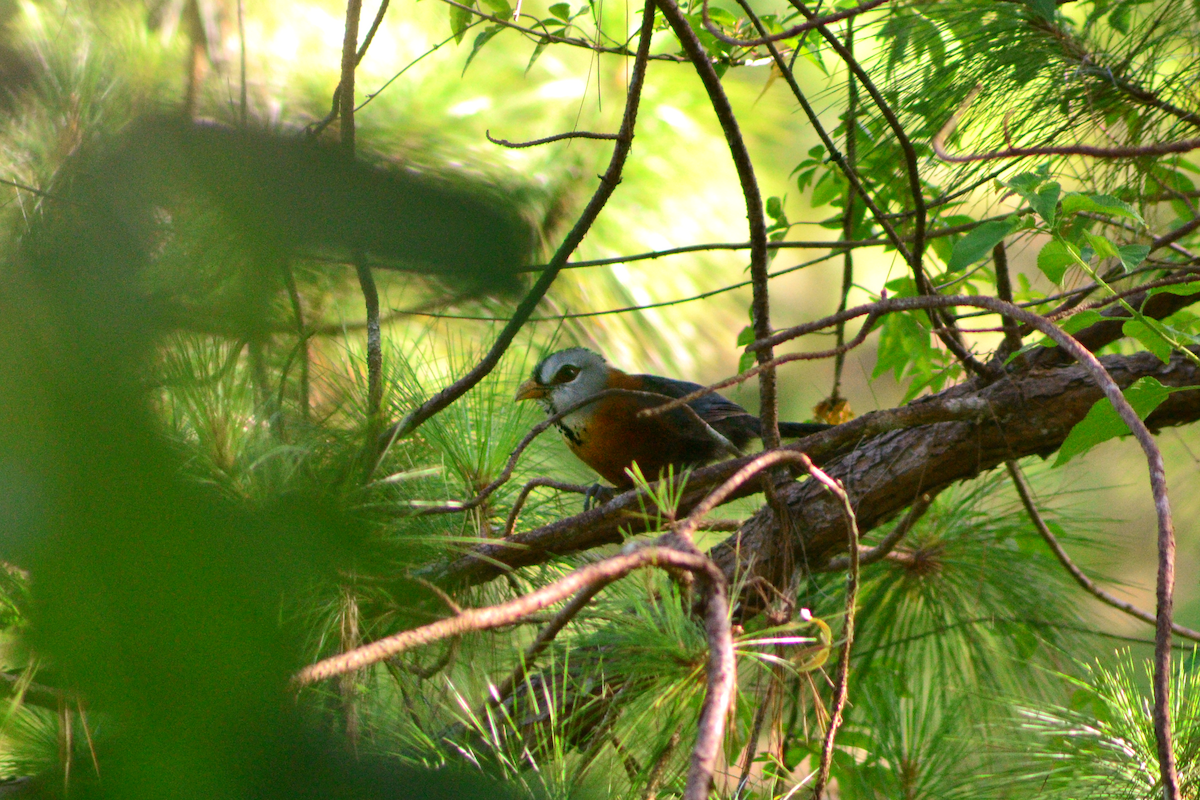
[514,380,548,402]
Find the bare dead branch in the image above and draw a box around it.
[295,546,718,684]
[800,454,859,800]
[295,542,735,800]
[486,130,619,148]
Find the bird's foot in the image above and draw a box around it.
[583,484,616,512]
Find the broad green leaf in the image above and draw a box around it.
[708,6,738,25]
[1062,310,1107,334]
[738,350,756,373]
[1060,193,1144,225]
[1055,377,1177,466]
[1149,280,1200,297]
[480,0,512,16]
[1123,319,1174,363]
[462,25,503,74]
[1031,310,1106,349]
[810,170,843,207]
[450,2,475,43]
[736,325,755,347]
[1084,232,1119,260]
[1031,181,1061,226]
[1117,244,1150,271]
[947,218,1017,273]
[525,38,550,73]
[1037,237,1077,284]
[548,2,570,18]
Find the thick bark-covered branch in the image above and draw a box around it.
[711,349,1199,609]
[424,349,1200,593]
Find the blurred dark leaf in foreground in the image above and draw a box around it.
[0,116,524,799]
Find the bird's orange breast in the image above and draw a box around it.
[565,372,691,487]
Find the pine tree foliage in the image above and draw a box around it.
[0,0,1198,797]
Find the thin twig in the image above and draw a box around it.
[790,0,996,378]
[831,16,858,404]
[485,581,607,708]
[280,259,310,419]
[503,478,591,537]
[339,0,363,155]
[1005,461,1199,641]
[992,240,1024,356]
[699,0,888,48]
[412,388,725,517]
[798,455,859,800]
[486,129,619,148]
[754,292,1180,798]
[819,492,933,572]
[933,91,1200,161]
[309,0,395,136]
[355,255,383,420]
[641,732,681,800]
[375,0,658,464]
[295,546,716,683]
[655,0,778,447]
[294,542,735,800]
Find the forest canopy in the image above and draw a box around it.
[0,0,1198,798]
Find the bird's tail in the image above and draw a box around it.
[777,420,833,438]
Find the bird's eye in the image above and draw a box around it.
[553,365,580,384]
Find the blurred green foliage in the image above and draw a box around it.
[0,0,1197,797]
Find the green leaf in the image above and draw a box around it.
[1123,319,1174,363]
[946,218,1017,273]
[1084,232,1119,260]
[738,350,757,373]
[450,1,475,43]
[1031,310,1106,349]
[707,6,738,25]
[526,38,550,73]
[766,196,787,227]
[548,2,570,18]
[1117,244,1150,272]
[1061,310,1106,335]
[736,325,755,347]
[1060,193,1144,225]
[462,25,503,74]
[480,0,512,15]
[806,170,844,208]
[1149,280,1200,296]
[1055,377,1178,466]
[1036,238,1077,285]
[1031,181,1061,226]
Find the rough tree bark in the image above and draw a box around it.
[428,348,1200,610]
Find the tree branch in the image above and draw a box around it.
[1005,461,1200,641]
[374,0,658,462]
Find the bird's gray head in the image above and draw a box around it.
[514,347,610,414]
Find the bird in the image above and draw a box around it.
[514,347,832,489]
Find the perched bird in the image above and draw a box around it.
[514,347,831,488]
